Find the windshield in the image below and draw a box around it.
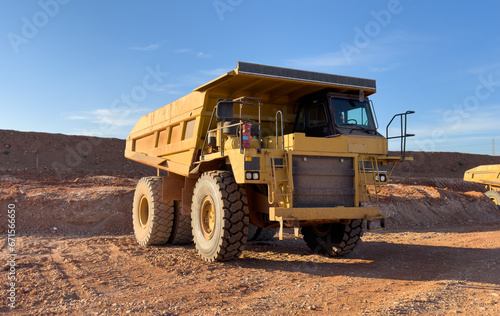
[330,97,376,130]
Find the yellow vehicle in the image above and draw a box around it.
[125,62,414,262]
[464,164,500,208]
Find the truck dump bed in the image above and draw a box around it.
[464,164,500,189]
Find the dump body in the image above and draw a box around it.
[464,164,500,208]
[126,62,413,260]
[464,164,500,189]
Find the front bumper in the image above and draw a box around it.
[269,206,381,221]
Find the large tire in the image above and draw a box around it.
[302,220,363,257]
[168,201,193,245]
[248,224,278,241]
[132,177,175,246]
[191,171,249,262]
[485,190,500,210]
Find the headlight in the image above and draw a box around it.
[246,172,252,180]
[252,172,259,180]
[380,174,387,182]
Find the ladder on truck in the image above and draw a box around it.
[268,111,293,207]
[360,156,382,202]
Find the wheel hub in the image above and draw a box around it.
[139,196,149,227]
[490,196,498,205]
[200,195,216,240]
[312,224,332,237]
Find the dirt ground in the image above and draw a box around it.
[2,129,500,315]
[1,226,499,315]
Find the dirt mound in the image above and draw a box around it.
[0,129,152,179]
[0,176,135,236]
[391,151,500,178]
[366,179,500,229]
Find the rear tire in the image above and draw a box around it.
[168,201,193,244]
[248,224,278,241]
[191,171,249,262]
[485,190,500,210]
[132,177,174,246]
[302,220,363,257]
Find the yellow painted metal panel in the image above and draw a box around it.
[157,129,168,147]
[135,134,155,153]
[170,124,182,144]
[269,206,380,221]
[464,164,500,186]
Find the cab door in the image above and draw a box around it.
[294,100,333,137]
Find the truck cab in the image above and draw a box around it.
[294,92,382,138]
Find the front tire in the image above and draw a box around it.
[191,171,248,262]
[302,220,363,257]
[132,177,175,246]
[485,190,500,210]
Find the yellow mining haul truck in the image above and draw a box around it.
[125,62,414,262]
[464,164,500,209]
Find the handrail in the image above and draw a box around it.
[386,111,415,159]
[275,110,284,149]
[233,96,262,153]
[201,97,263,160]
[200,104,218,161]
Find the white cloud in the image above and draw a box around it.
[67,115,89,120]
[467,63,500,75]
[129,44,160,51]
[200,68,229,77]
[197,52,211,58]
[407,104,500,152]
[66,108,149,129]
[90,108,153,128]
[153,83,183,94]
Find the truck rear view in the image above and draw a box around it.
[125,62,414,261]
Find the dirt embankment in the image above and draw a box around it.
[0,129,152,179]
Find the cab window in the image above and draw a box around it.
[308,103,327,127]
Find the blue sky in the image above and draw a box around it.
[1,0,500,154]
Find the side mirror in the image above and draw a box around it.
[216,100,234,121]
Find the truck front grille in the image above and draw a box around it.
[292,156,355,207]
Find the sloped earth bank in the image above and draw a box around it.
[1,175,500,315]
